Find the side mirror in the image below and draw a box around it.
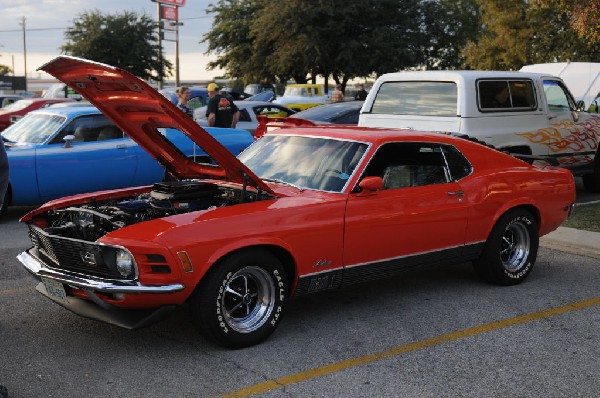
[356,176,383,196]
[575,100,586,112]
[63,134,75,148]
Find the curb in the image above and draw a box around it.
[540,226,600,260]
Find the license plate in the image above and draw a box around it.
[41,278,68,304]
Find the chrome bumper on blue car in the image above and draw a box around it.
[17,249,184,294]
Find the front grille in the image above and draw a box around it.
[28,225,125,279]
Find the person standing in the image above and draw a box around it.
[0,137,9,213]
[175,86,193,117]
[206,83,240,128]
[330,84,344,103]
[354,83,368,101]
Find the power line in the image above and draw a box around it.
[0,27,66,33]
[0,15,212,33]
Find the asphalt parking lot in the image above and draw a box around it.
[1,197,599,397]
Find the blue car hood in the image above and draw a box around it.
[38,56,274,196]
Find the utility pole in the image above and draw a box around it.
[19,16,27,91]
[156,2,163,89]
[175,22,180,87]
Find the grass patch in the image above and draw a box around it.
[563,201,600,233]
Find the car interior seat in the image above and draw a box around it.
[97,125,122,141]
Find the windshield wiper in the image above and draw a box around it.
[262,178,304,191]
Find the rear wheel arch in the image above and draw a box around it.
[489,203,541,235]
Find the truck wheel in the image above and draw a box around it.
[189,249,288,348]
[473,209,538,286]
[582,152,600,193]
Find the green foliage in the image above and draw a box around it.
[60,9,172,82]
[203,0,450,88]
[0,65,11,76]
[419,0,481,70]
[463,0,600,70]
[203,0,599,82]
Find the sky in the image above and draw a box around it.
[0,0,223,82]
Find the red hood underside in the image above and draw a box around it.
[38,56,273,196]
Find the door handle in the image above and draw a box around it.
[116,144,127,149]
[447,190,464,197]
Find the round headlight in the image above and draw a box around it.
[116,249,134,277]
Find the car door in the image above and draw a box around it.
[343,142,468,282]
[542,79,599,167]
[36,114,139,201]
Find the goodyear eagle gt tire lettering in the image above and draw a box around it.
[474,209,539,285]
[189,249,288,348]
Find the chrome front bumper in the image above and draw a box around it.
[17,249,184,294]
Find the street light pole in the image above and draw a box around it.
[19,16,27,92]
[156,2,163,89]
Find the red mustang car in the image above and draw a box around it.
[0,97,75,131]
[17,57,576,348]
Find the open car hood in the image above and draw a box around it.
[38,56,275,196]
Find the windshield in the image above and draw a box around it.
[239,134,368,192]
[2,99,34,112]
[2,113,66,144]
[284,87,308,97]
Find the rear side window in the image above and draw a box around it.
[371,81,457,116]
[478,80,537,111]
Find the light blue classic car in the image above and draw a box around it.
[0,105,254,215]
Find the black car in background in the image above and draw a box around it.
[289,101,363,125]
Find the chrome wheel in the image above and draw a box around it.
[222,266,276,333]
[500,222,530,272]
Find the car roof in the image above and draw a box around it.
[268,125,477,146]
[377,70,556,85]
[30,105,101,117]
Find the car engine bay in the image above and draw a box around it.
[35,180,268,242]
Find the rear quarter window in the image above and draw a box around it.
[371,81,457,116]
[478,79,537,111]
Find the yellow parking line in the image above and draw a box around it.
[222,297,600,398]
[0,287,33,295]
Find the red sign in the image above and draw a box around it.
[161,5,178,21]
[153,0,185,6]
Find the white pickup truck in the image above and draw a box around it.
[358,70,600,192]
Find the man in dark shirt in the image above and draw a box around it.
[206,83,240,128]
[354,83,368,101]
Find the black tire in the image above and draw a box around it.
[474,209,538,286]
[189,249,288,348]
[0,187,10,218]
[582,150,600,193]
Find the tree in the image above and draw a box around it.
[61,9,171,82]
[419,0,481,70]
[0,65,10,76]
[527,3,600,63]
[535,0,600,45]
[203,0,271,83]
[462,0,532,70]
[462,0,599,70]
[203,0,425,90]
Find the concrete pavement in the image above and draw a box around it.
[541,226,600,260]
